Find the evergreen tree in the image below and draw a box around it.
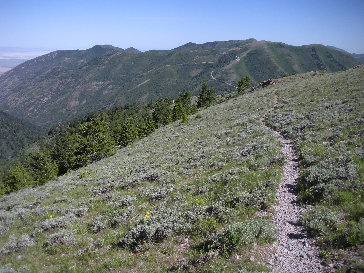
[197,83,216,108]
[4,163,34,192]
[172,102,187,122]
[24,152,58,185]
[0,182,6,197]
[176,91,194,114]
[51,132,81,175]
[118,118,138,147]
[152,98,173,126]
[76,117,115,163]
[189,104,198,115]
[145,113,156,134]
[237,76,251,93]
[137,114,156,138]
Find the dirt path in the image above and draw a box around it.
[263,91,326,273]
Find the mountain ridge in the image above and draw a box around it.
[0,39,360,128]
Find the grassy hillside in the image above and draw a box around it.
[0,111,41,170]
[0,67,363,271]
[265,66,364,270]
[0,84,283,272]
[0,39,359,128]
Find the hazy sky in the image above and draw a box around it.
[1,0,364,53]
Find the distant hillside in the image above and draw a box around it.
[0,111,41,168]
[352,53,364,63]
[327,45,364,63]
[0,59,27,75]
[0,39,360,128]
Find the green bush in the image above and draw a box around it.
[300,207,340,236]
[3,163,35,192]
[205,218,276,254]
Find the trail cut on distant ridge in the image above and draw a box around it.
[263,91,326,273]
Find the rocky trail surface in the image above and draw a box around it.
[263,91,327,273]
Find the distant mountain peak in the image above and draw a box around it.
[175,38,257,51]
[90,44,121,50]
[125,47,141,53]
[88,45,122,55]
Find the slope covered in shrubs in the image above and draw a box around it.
[265,66,364,270]
[0,86,283,272]
[0,66,363,271]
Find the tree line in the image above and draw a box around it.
[0,82,221,196]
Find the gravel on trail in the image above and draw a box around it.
[263,92,327,273]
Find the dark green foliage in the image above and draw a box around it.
[0,93,195,195]
[152,98,173,125]
[172,102,188,123]
[3,163,34,192]
[50,116,115,175]
[75,116,115,164]
[0,111,41,168]
[237,76,251,93]
[197,83,216,108]
[116,118,139,147]
[137,114,156,138]
[23,152,58,186]
[175,91,197,115]
[51,132,81,175]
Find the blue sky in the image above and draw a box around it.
[1,0,364,53]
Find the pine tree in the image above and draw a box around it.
[76,116,115,164]
[51,132,80,175]
[24,152,58,185]
[138,114,156,138]
[145,113,156,135]
[118,118,138,147]
[172,102,187,121]
[152,98,173,125]
[197,82,216,108]
[4,163,34,192]
[237,76,251,93]
[176,91,193,114]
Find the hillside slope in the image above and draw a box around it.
[352,53,364,63]
[0,39,360,128]
[0,111,41,168]
[0,67,363,272]
[0,81,283,272]
[266,66,364,270]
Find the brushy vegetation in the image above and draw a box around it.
[0,89,198,196]
[265,66,364,270]
[0,66,362,271]
[0,83,283,271]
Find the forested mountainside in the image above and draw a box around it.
[0,111,41,169]
[0,66,362,272]
[0,39,359,128]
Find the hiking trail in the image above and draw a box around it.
[263,91,326,273]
